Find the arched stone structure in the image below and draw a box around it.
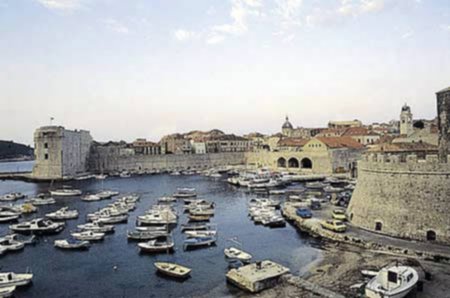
[288,158,299,168]
[277,157,286,168]
[301,158,313,169]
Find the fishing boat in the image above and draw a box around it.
[71,231,105,241]
[77,222,115,233]
[138,237,174,253]
[173,188,197,198]
[45,207,79,220]
[188,214,211,222]
[50,188,82,197]
[0,193,26,202]
[224,247,252,262]
[183,236,216,250]
[365,265,419,298]
[184,230,217,238]
[127,230,169,241]
[154,262,191,279]
[0,272,33,288]
[54,238,90,250]
[25,197,56,205]
[9,218,65,234]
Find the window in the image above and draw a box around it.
[375,221,382,231]
[427,230,436,241]
[44,154,49,160]
[44,142,48,149]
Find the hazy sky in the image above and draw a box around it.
[1,0,449,145]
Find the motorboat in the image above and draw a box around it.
[54,238,90,250]
[74,174,95,181]
[365,265,419,298]
[0,214,20,223]
[188,214,211,222]
[184,230,217,238]
[95,174,108,180]
[77,221,115,233]
[154,262,191,279]
[127,230,169,241]
[97,190,119,199]
[224,247,252,262]
[0,286,15,297]
[137,210,177,225]
[50,188,82,197]
[324,186,344,193]
[261,215,286,227]
[0,193,26,202]
[305,181,326,189]
[180,223,214,232]
[183,236,216,250]
[173,188,197,198]
[249,198,280,208]
[46,207,79,220]
[119,171,131,178]
[0,235,25,253]
[138,236,174,253]
[135,225,168,232]
[25,197,55,205]
[157,196,177,203]
[96,214,128,224]
[10,218,65,234]
[71,231,105,241]
[87,208,128,221]
[0,272,33,288]
[189,208,214,216]
[81,194,101,202]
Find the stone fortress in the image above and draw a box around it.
[348,86,450,245]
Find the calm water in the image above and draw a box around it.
[0,160,34,173]
[0,167,321,298]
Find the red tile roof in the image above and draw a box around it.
[278,137,310,147]
[342,127,379,137]
[315,136,365,149]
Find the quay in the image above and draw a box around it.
[0,171,33,182]
[226,260,290,293]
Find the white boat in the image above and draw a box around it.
[224,247,252,262]
[154,262,191,279]
[158,196,177,203]
[138,237,174,253]
[0,235,25,253]
[365,265,419,298]
[184,230,217,238]
[81,194,101,202]
[45,207,79,220]
[173,188,197,198]
[0,215,20,223]
[0,286,15,297]
[127,230,169,240]
[0,272,33,288]
[25,197,56,205]
[77,222,115,233]
[50,188,82,196]
[189,208,214,216]
[119,171,131,178]
[10,218,65,234]
[71,231,105,241]
[0,193,26,202]
[95,174,108,180]
[97,190,119,199]
[54,239,90,250]
[137,210,177,225]
[183,236,216,250]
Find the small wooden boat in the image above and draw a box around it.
[154,262,191,279]
[224,247,252,262]
[188,214,211,222]
[183,236,216,250]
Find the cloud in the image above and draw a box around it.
[35,0,82,11]
[102,19,130,34]
[174,29,198,41]
[401,30,414,39]
[206,34,225,45]
[275,0,302,28]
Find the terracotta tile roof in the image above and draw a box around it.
[342,127,380,136]
[315,136,365,149]
[278,137,310,147]
[316,128,345,136]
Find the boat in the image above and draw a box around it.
[0,286,15,297]
[77,222,115,233]
[184,230,217,238]
[81,194,101,202]
[0,215,20,223]
[157,196,177,203]
[137,210,177,225]
[50,188,82,196]
[25,197,56,205]
[9,218,65,234]
[54,238,90,250]
[260,215,286,227]
[0,272,33,288]
[183,236,216,250]
[173,188,197,198]
[154,262,191,279]
[45,207,79,220]
[0,193,26,202]
[95,214,128,224]
[189,208,214,216]
[74,174,95,181]
[224,247,252,262]
[188,214,211,222]
[138,237,174,253]
[135,225,168,232]
[180,223,214,231]
[127,230,169,240]
[119,171,131,178]
[0,235,25,253]
[71,231,105,241]
[365,265,419,298]
[95,174,108,180]
[97,190,119,199]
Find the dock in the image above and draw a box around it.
[226,260,290,293]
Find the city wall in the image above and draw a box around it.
[348,153,450,245]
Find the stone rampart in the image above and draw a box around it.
[348,153,450,245]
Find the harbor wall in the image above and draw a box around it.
[347,153,450,245]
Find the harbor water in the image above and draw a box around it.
[0,162,321,298]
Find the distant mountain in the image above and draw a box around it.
[0,140,34,161]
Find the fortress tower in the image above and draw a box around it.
[437,87,450,162]
[400,104,413,136]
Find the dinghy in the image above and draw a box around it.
[154,262,191,279]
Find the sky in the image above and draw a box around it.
[0,0,450,145]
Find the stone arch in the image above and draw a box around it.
[301,158,313,169]
[277,157,286,168]
[427,230,436,241]
[288,158,299,168]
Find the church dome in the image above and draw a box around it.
[282,116,293,129]
[401,104,411,112]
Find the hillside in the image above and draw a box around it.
[0,140,34,161]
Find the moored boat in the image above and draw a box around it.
[0,272,33,288]
[224,247,252,262]
[365,265,419,298]
[183,236,216,250]
[77,222,115,233]
[9,218,64,234]
[45,207,79,220]
[54,238,90,250]
[154,262,191,279]
[50,188,82,197]
[138,236,174,253]
[71,230,105,241]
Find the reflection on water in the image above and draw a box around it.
[0,173,321,298]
